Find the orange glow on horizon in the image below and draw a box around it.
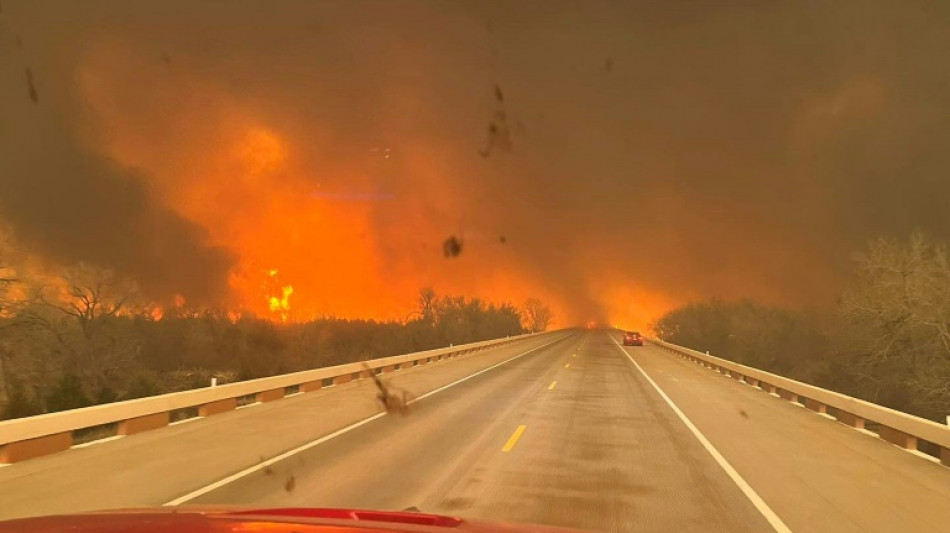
[76,46,680,328]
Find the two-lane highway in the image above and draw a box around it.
[7,329,949,532]
[187,332,774,532]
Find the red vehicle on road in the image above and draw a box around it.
[622,331,643,346]
[0,507,582,533]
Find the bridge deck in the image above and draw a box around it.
[1,331,948,532]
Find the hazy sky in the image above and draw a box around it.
[2,1,950,326]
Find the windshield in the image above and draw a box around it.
[2,2,950,533]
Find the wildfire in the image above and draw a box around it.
[269,285,293,319]
[265,269,293,322]
[75,49,680,328]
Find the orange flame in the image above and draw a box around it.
[75,49,683,327]
[268,285,294,322]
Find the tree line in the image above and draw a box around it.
[0,265,553,420]
[653,232,950,422]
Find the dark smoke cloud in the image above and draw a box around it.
[3,1,950,322]
[0,3,234,303]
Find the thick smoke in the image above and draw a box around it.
[0,2,234,304]
[2,1,950,325]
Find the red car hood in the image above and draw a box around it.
[0,507,589,533]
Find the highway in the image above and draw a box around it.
[2,330,950,532]
[189,331,770,532]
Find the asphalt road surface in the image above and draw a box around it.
[190,332,773,532]
[3,330,950,532]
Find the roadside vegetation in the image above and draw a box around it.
[654,232,950,422]
[0,271,552,420]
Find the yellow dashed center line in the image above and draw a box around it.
[572,353,576,358]
[502,425,527,452]
[564,363,570,369]
[548,380,557,390]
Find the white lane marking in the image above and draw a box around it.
[163,413,386,506]
[71,435,125,449]
[609,334,792,533]
[163,334,570,506]
[169,416,204,426]
[406,335,566,405]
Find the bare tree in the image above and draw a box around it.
[25,263,142,396]
[42,263,139,337]
[839,232,950,415]
[0,269,17,409]
[522,298,553,333]
[417,288,438,323]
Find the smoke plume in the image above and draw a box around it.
[2,1,950,326]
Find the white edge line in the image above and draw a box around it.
[163,333,570,506]
[169,416,204,426]
[609,334,792,533]
[71,434,126,449]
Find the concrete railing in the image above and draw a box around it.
[650,338,950,467]
[0,330,563,464]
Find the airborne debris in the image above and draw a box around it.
[284,474,296,492]
[25,68,38,104]
[605,56,614,73]
[161,53,171,66]
[443,236,463,258]
[739,409,749,419]
[479,83,512,158]
[500,235,507,244]
[363,363,412,416]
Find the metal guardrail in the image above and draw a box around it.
[0,330,561,463]
[650,338,950,467]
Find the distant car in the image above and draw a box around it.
[622,331,643,346]
[0,507,584,533]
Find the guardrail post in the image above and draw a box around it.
[200,398,237,417]
[879,426,918,450]
[119,412,170,435]
[301,380,323,392]
[835,411,865,430]
[333,374,353,385]
[0,433,72,463]
[803,398,828,415]
[777,389,800,403]
[259,388,285,402]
